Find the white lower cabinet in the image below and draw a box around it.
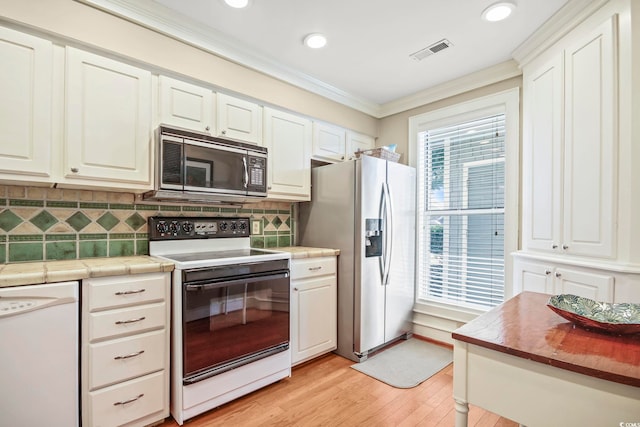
[290,256,337,366]
[82,272,170,427]
[513,256,614,302]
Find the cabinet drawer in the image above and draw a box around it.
[89,302,166,342]
[291,257,336,280]
[89,330,166,390]
[88,370,165,427]
[85,273,167,311]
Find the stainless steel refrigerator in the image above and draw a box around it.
[298,155,416,362]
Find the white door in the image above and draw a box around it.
[346,131,375,160]
[562,16,617,259]
[553,267,614,302]
[522,53,563,254]
[159,76,214,133]
[216,93,262,144]
[312,122,346,162]
[291,275,337,365]
[263,107,311,200]
[0,27,53,181]
[64,47,152,188]
[513,259,554,295]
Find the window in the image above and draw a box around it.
[409,90,519,312]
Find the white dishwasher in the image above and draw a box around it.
[0,281,79,427]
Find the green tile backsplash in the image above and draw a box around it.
[0,185,294,263]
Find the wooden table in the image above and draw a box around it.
[452,292,640,427]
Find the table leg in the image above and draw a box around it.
[454,398,469,427]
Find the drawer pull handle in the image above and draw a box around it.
[115,288,146,296]
[115,316,146,325]
[308,266,322,271]
[114,350,145,360]
[113,393,144,406]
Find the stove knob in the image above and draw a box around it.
[168,221,180,234]
[219,222,228,231]
[156,222,168,234]
[239,222,247,230]
[230,222,238,231]
[182,222,193,233]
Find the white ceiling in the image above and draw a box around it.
[88,0,570,115]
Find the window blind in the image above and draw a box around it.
[417,113,505,309]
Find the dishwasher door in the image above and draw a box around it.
[0,281,79,427]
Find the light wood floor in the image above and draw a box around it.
[159,351,517,427]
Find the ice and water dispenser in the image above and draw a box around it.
[365,218,383,257]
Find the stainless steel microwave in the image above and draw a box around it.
[143,126,267,204]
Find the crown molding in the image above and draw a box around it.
[378,60,522,117]
[511,0,610,67]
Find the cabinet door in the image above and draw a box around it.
[0,27,53,181]
[312,122,346,162]
[65,47,152,188]
[554,267,614,302]
[346,131,375,160]
[513,259,554,295]
[522,54,563,254]
[159,76,213,133]
[263,107,312,201]
[562,16,617,258]
[291,275,337,365]
[216,93,262,144]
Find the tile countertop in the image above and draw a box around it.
[273,246,340,259]
[0,256,175,288]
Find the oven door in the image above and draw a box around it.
[182,267,290,384]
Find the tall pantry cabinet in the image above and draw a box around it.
[514,0,640,302]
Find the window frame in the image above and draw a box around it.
[408,88,520,317]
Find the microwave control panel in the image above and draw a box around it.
[148,216,250,240]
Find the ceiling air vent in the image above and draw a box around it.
[410,39,453,61]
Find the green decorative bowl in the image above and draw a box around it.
[547,294,640,335]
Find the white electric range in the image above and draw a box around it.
[148,216,291,425]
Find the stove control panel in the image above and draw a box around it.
[148,216,251,240]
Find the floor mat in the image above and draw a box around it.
[350,338,453,388]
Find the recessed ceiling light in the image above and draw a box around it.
[224,0,250,9]
[303,33,327,49]
[481,1,516,22]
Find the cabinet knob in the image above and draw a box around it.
[293,287,298,291]
[70,167,79,173]
[552,244,558,249]
[267,186,272,190]
[341,156,345,160]
[545,270,552,275]
[221,129,227,135]
[555,272,562,278]
[205,126,210,131]
[562,245,569,250]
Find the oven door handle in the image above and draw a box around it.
[185,271,289,291]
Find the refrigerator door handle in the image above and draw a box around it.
[379,185,386,285]
[383,182,393,286]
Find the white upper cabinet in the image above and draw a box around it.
[159,76,214,133]
[562,16,616,259]
[263,107,312,201]
[0,27,54,183]
[312,122,346,162]
[64,47,152,190]
[216,93,262,144]
[346,131,375,160]
[522,14,617,260]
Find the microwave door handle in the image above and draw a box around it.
[242,157,249,189]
